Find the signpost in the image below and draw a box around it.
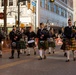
[32,1,36,6]
[32,0,36,32]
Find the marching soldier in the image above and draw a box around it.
[63,19,76,62]
[24,26,36,56]
[48,28,56,54]
[37,23,49,60]
[9,26,22,59]
[71,24,76,61]
[19,29,26,54]
[0,28,6,58]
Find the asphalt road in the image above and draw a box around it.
[0,46,76,75]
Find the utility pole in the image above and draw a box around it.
[35,1,36,32]
[3,0,7,48]
[4,0,7,32]
[18,0,20,28]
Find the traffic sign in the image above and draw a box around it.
[32,1,36,6]
[0,13,4,19]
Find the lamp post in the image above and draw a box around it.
[15,15,17,25]
[4,0,7,32]
[3,0,7,48]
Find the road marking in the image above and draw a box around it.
[47,56,65,60]
[0,59,33,70]
[0,50,63,70]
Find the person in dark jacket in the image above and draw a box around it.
[48,28,56,54]
[24,26,36,56]
[37,23,49,60]
[9,26,22,59]
[63,19,76,62]
[0,29,5,58]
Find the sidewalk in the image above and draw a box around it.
[2,40,11,53]
[2,47,11,53]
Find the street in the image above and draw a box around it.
[0,0,76,75]
[0,46,76,75]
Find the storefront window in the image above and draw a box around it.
[65,0,67,4]
[7,28,12,34]
[23,1,26,5]
[54,4,57,13]
[56,5,59,14]
[70,13,73,20]
[40,0,45,8]
[61,8,64,17]
[9,0,13,6]
[58,7,61,15]
[70,1,73,8]
[51,7,54,12]
[40,0,42,7]
[48,2,51,11]
[68,12,73,20]
[1,0,4,6]
[65,10,67,18]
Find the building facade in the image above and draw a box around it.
[0,0,74,31]
[38,0,73,27]
[0,0,36,29]
[73,0,76,25]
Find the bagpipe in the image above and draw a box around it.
[40,29,49,37]
[71,26,76,38]
[72,25,76,33]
